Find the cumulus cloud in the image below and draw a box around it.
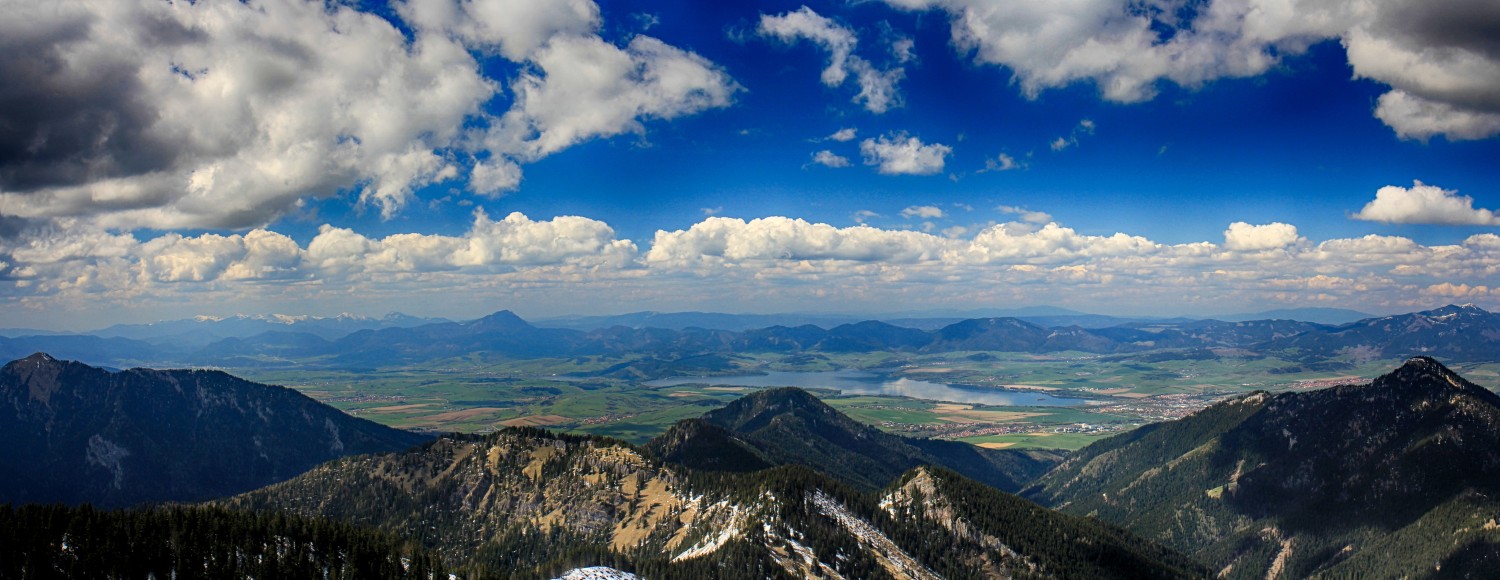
[758,7,905,113]
[0,0,739,234]
[484,34,739,161]
[901,206,946,219]
[1224,222,1303,251]
[646,216,948,266]
[1353,181,1500,225]
[0,211,635,312]
[884,0,1500,140]
[306,210,636,274]
[811,150,852,168]
[860,133,951,175]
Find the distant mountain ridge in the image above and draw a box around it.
[0,353,429,508]
[90,312,447,346]
[6,304,1500,370]
[1024,356,1500,578]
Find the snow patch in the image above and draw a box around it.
[552,567,639,580]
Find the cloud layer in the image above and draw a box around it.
[6,204,1498,321]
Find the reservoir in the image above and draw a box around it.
[645,370,1084,407]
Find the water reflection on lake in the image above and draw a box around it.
[644,370,1082,407]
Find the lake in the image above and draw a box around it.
[644,370,1084,407]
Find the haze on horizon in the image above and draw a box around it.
[2,0,1499,331]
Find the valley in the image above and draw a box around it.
[228,348,1453,450]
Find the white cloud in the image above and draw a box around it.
[307,210,637,274]
[891,37,917,64]
[485,34,739,161]
[1353,181,1499,225]
[996,205,1052,224]
[757,7,905,113]
[901,206,946,219]
[0,0,739,234]
[847,59,906,113]
[1224,222,1303,251]
[1374,91,1500,142]
[0,0,493,228]
[1425,282,1490,298]
[884,0,1500,140]
[397,0,601,61]
[140,230,302,283]
[828,128,858,142]
[860,133,951,175]
[757,6,858,87]
[10,212,1500,322]
[811,150,852,168]
[646,216,948,266]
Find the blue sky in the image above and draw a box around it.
[2,0,1499,328]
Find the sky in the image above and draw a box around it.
[2,0,1500,330]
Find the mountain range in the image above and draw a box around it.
[3,304,1496,372]
[5,353,1500,577]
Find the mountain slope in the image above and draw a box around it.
[646,387,1063,493]
[0,353,429,508]
[227,427,1206,579]
[1264,304,1500,361]
[1024,356,1500,578]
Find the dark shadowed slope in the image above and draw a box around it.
[0,353,429,508]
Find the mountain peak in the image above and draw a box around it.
[468,310,533,330]
[3,352,69,374]
[19,352,58,365]
[1388,355,1462,383]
